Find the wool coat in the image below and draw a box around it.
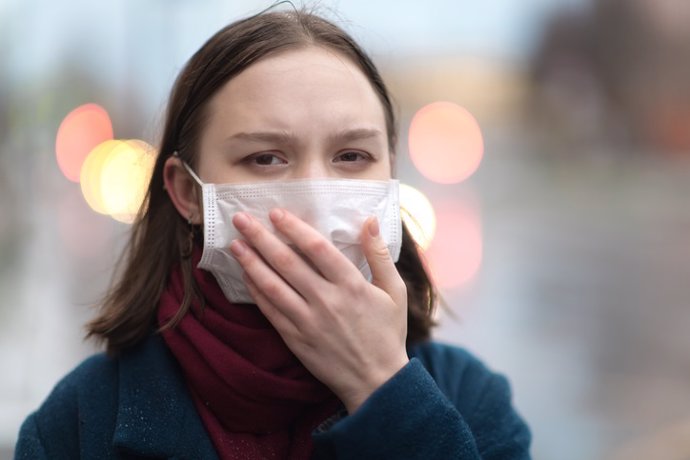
[15,335,531,459]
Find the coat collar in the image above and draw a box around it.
[112,334,219,459]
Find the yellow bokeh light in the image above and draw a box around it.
[80,140,126,215]
[101,140,156,223]
[400,183,436,250]
[408,101,484,184]
[79,139,155,223]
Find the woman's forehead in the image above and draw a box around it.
[203,46,388,137]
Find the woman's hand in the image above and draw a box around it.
[229,208,409,413]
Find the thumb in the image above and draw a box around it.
[361,217,406,302]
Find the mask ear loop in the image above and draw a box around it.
[173,151,204,259]
[173,151,205,187]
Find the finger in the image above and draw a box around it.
[232,212,328,299]
[360,216,406,305]
[229,238,309,322]
[268,208,361,283]
[242,272,301,343]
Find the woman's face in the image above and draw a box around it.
[195,46,392,184]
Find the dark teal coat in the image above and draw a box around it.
[15,335,531,459]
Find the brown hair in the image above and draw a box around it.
[86,7,437,355]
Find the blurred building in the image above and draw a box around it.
[529,0,690,154]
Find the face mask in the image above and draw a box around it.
[182,162,402,303]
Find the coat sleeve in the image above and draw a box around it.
[311,351,531,459]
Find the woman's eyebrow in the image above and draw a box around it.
[225,128,384,145]
[328,128,384,143]
[225,130,293,144]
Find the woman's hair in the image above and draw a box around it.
[86,7,437,355]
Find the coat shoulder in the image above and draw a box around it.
[15,353,119,459]
[409,341,501,393]
[42,352,119,412]
[409,341,515,421]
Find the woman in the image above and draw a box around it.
[15,8,531,459]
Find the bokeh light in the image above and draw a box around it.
[80,140,124,215]
[56,103,114,182]
[101,140,155,223]
[408,101,484,184]
[79,139,155,223]
[400,183,436,250]
[424,199,482,289]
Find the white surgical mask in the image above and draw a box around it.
[182,162,402,303]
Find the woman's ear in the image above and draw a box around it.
[163,156,203,224]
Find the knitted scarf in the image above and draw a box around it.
[157,252,339,459]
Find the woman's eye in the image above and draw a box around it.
[334,151,369,162]
[247,153,287,166]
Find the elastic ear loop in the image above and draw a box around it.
[173,151,204,259]
[173,151,205,187]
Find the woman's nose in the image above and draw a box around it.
[291,157,333,179]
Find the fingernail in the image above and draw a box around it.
[269,208,285,222]
[230,239,247,257]
[368,217,380,237]
[233,212,250,231]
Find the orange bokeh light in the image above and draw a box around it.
[408,101,484,184]
[424,199,482,289]
[56,103,114,182]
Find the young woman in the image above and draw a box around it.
[15,8,531,460]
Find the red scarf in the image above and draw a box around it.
[158,251,339,459]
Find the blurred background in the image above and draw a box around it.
[1,0,689,458]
